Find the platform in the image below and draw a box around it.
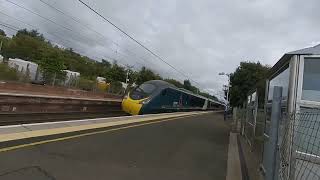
[0,92,123,121]
[0,111,210,147]
[0,112,231,180]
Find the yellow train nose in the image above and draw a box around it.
[122,97,143,115]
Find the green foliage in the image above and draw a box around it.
[16,29,44,41]
[109,81,123,94]
[3,33,48,61]
[38,46,66,83]
[230,61,270,107]
[0,28,220,99]
[0,29,5,37]
[105,62,126,82]
[0,63,20,81]
[183,80,192,90]
[164,79,183,88]
[135,66,162,85]
[183,80,199,93]
[78,77,95,91]
[199,92,218,101]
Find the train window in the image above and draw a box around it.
[302,58,320,102]
[139,83,156,94]
[190,96,205,107]
[130,83,156,100]
[161,89,167,96]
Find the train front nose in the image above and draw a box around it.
[122,97,143,115]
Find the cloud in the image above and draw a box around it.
[1,0,320,99]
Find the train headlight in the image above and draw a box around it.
[140,98,151,104]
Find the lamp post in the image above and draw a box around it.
[218,72,231,105]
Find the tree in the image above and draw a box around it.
[0,63,20,81]
[183,79,199,93]
[3,30,47,61]
[0,27,195,94]
[101,59,111,69]
[229,61,270,107]
[0,29,6,37]
[199,91,218,101]
[16,29,44,41]
[135,66,162,85]
[164,79,183,88]
[37,46,66,84]
[183,80,192,90]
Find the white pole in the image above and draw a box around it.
[227,74,230,103]
[126,70,129,84]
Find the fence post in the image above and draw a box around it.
[265,86,282,180]
[52,72,56,86]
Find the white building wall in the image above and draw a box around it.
[8,58,39,80]
[96,76,106,83]
[63,70,80,85]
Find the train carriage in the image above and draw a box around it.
[122,80,225,115]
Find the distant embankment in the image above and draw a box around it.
[0,90,125,125]
[0,81,122,100]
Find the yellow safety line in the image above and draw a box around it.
[0,115,195,153]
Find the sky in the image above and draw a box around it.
[0,0,320,99]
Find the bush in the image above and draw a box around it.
[78,77,96,91]
[0,63,20,81]
[108,81,124,94]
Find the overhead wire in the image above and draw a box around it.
[0,2,136,67]
[2,0,186,83]
[77,0,190,78]
[36,0,169,77]
[38,0,158,70]
[77,0,213,94]
[0,11,130,67]
[1,0,216,97]
[3,0,115,54]
[0,22,19,31]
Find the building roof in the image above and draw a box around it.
[63,70,80,75]
[270,44,320,77]
[8,58,38,66]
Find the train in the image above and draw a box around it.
[122,80,225,115]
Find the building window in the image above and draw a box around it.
[302,58,320,102]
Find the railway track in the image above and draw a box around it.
[0,110,128,126]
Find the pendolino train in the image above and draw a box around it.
[122,80,225,115]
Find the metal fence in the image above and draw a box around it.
[233,108,265,152]
[279,111,320,180]
[233,87,320,180]
[0,62,126,96]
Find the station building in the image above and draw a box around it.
[63,70,80,86]
[266,44,320,115]
[263,44,320,179]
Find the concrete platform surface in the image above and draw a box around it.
[0,112,230,180]
[0,111,210,143]
[226,133,242,180]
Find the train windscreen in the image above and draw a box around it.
[130,83,156,100]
